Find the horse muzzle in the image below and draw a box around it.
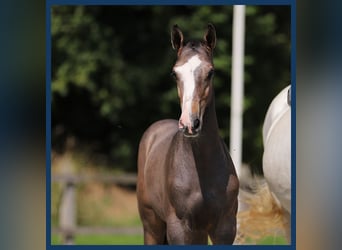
[179,116,201,137]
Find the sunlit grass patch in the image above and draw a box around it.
[243,235,287,245]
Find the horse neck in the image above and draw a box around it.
[201,91,219,137]
[190,95,228,179]
[191,92,221,156]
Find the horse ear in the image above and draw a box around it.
[171,25,184,51]
[204,23,216,50]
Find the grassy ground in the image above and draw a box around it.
[52,234,286,245]
[254,236,287,245]
[52,234,144,245]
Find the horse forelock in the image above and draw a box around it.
[178,40,212,61]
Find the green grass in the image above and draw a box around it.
[52,234,287,245]
[256,236,288,245]
[52,234,143,245]
[245,235,288,245]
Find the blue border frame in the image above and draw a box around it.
[290,1,296,246]
[46,1,296,249]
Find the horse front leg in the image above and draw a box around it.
[166,214,208,245]
[144,230,167,245]
[139,206,167,245]
[209,214,237,244]
[209,201,238,245]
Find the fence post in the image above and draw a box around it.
[59,180,76,244]
[58,154,77,244]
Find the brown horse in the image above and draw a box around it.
[137,24,239,245]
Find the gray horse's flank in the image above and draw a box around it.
[137,24,239,245]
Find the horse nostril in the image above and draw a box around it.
[193,119,200,130]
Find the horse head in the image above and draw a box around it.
[171,24,216,137]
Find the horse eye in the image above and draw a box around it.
[170,70,177,80]
[207,69,215,79]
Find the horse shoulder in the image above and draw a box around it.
[137,119,179,216]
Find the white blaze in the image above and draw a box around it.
[174,55,202,130]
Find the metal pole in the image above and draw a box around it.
[230,5,246,178]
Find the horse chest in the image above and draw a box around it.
[167,150,230,215]
[169,174,227,221]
